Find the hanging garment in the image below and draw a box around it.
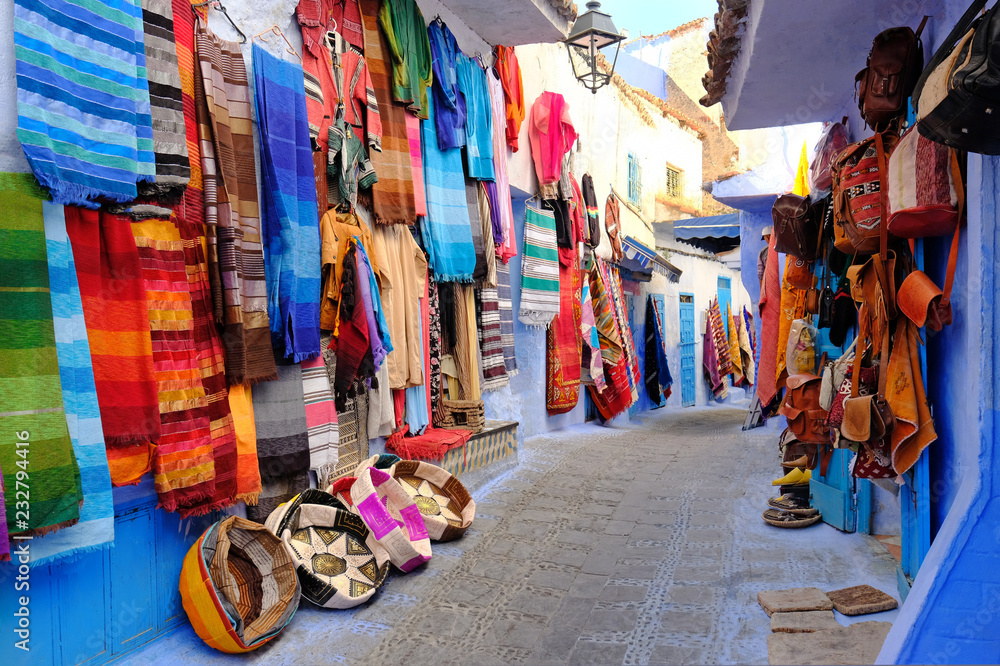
[453,284,482,400]
[245,362,311,524]
[319,210,379,332]
[405,114,428,215]
[171,0,206,228]
[776,256,809,386]
[888,319,937,475]
[703,318,728,399]
[227,384,261,505]
[359,0,417,224]
[194,20,276,385]
[496,263,519,375]
[368,363,395,438]
[589,259,624,366]
[727,304,743,384]
[546,250,583,415]
[355,241,391,372]
[253,44,322,364]
[605,193,623,262]
[65,207,160,452]
[477,286,509,392]
[738,307,756,386]
[528,92,578,188]
[457,55,495,180]
[132,217,221,515]
[333,48,382,149]
[379,0,432,117]
[757,233,781,406]
[581,173,601,248]
[743,306,757,359]
[137,0,190,200]
[372,225,427,389]
[652,297,673,395]
[333,242,376,406]
[302,355,339,487]
[605,263,641,403]
[477,183,498,287]
[588,354,634,421]
[404,289,431,433]
[466,177,489,283]
[580,276,605,393]
[494,45,525,152]
[708,299,733,378]
[486,69,516,261]
[297,0,365,61]
[328,111,379,208]
[13,0,155,206]
[427,278,444,413]
[0,175,83,536]
[420,96,477,282]
[39,202,114,563]
[645,296,671,406]
[548,198,574,250]
[518,203,561,327]
[427,19,466,150]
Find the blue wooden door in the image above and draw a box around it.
[679,293,696,407]
[811,449,872,533]
[717,276,732,338]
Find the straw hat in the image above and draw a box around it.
[351,466,432,572]
[392,460,476,541]
[265,489,390,609]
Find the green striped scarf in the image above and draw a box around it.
[0,173,82,536]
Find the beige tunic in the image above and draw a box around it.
[372,225,428,389]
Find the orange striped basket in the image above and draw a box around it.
[179,516,300,653]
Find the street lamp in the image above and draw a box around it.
[564,1,626,94]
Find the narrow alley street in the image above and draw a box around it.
[128,407,900,665]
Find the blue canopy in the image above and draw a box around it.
[673,213,740,240]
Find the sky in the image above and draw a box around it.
[597,0,719,41]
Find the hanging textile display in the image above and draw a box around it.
[605,193,623,262]
[420,96,478,282]
[528,92,577,192]
[727,304,744,385]
[359,0,417,225]
[138,0,190,200]
[588,259,624,366]
[775,256,809,385]
[319,210,378,332]
[457,54,495,180]
[581,173,601,248]
[496,263,518,375]
[252,44,322,364]
[477,183,498,287]
[757,233,780,406]
[333,242,375,403]
[406,271,433,432]
[427,19,466,151]
[372,225,426,389]
[301,355,339,487]
[887,319,937,475]
[171,0,206,227]
[580,276,605,393]
[703,315,728,400]
[494,45,524,152]
[194,19,276,385]
[465,177,489,283]
[518,203,561,327]
[486,67,516,262]
[379,0,432,118]
[228,384,261,505]
[546,250,582,415]
[453,285,482,401]
[132,217,221,515]
[405,114,428,216]
[476,287,509,392]
[0,174,83,536]
[738,307,756,386]
[644,296,672,406]
[708,299,733,378]
[39,201,114,563]
[13,0,155,207]
[246,363,311,523]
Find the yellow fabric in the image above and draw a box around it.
[454,284,481,400]
[228,384,261,505]
[727,304,742,380]
[793,141,811,197]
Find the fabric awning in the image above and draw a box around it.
[673,213,740,240]
[620,236,682,283]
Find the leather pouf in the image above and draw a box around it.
[392,460,476,541]
[352,466,432,572]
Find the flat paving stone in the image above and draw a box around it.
[826,584,899,615]
[767,621,892,665]
[758,587,835,616]
[770,610,843,633]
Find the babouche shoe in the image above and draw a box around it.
[771,468,811,486]
[784,454,809,468]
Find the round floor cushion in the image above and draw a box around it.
[265,489,390,609]
[392,460,475,541]
[179,516,300,653]
[351,465,432,572]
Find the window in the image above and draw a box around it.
[628,153,642,206]
[666,164,682,198]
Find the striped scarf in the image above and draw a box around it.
[132,217,218,515]
[420,96,477,282]
[496,263,518,375]
[252,44,322,364]
[227,384,260,505]
[519,203,560,327]
[138,0,190,200]
[466,177,488,283]
[359,0,416,225]
[302,355,339,487]
[65,207,161,450]
[194,19,276,385]
[171,0,204,225]
[0,174,83,536]
[14,0,155,206]
[477,287,509,392]
[37,202,114,563]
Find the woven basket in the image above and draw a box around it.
[435,399,485,433]
[393,460,476,541]
[264,489,390,609]
[351,466,432,572]
[179,516,300,653]
[761,509,822,528]
[353,453,401,477]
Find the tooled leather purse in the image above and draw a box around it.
[778,373,830,445]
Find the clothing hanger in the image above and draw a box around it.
[253,25,301,60]
[191,0,247,43]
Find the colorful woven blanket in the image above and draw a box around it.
[420,96,477,282]
[359,0,416,225]
[519,203,560,327]
[138,0,190,200]
[477,287,509,392]
[405,114,427,216]
[252,44,322,364]
[580,276,605,393]
[0,174,82,536]
[496,263,518,375]
[546,251,582,414]
[171,0,204,226]
[302,355,339,487]
[14,0,155,206]
[65,207,161,451]
[227,384,260,505]
[194,19,275,385]
[486,69,516,262]
[37,201,114,563]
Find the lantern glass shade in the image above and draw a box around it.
[564,1,625,93]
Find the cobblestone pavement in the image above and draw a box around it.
[126,406,901,666]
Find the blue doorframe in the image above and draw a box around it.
[679,293,695,407]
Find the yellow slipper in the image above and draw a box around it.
[772,468,805,486]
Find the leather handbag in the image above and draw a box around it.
[809,119,850,193]
[856,18,928,130]
[841,307,896,445]
[815,244,835,328]
[886,126,964,238]
[898,225,961,331]
[805,286,821,315]
[914,0,1000,154]
[847,249,899,322]
[831,131,899,255]
[772,193,822,261]
[778,373,831,444]
[785,256,816,290]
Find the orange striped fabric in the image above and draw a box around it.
[228,384,261,505]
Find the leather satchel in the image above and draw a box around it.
[886,126,963,238]
[841,307,896,445]
[831,131,899,255]
[856,18,928,129]
[898,224,961,331]
[914,0,1000,154]
[772,193,822,261]
[778,373,831,444]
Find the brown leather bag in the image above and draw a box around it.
[841,306,896,444]
[778,374,830,444]
[898,225,960,331]
[855,18,928,129]
[772,193,822,261]
[832,131,899,255]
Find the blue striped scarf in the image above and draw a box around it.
[14,0,155,207]
[420,96,477,282]
[252,44,321,363]
[38,202,114,565]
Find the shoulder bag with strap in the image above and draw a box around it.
[856,17,929,130]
